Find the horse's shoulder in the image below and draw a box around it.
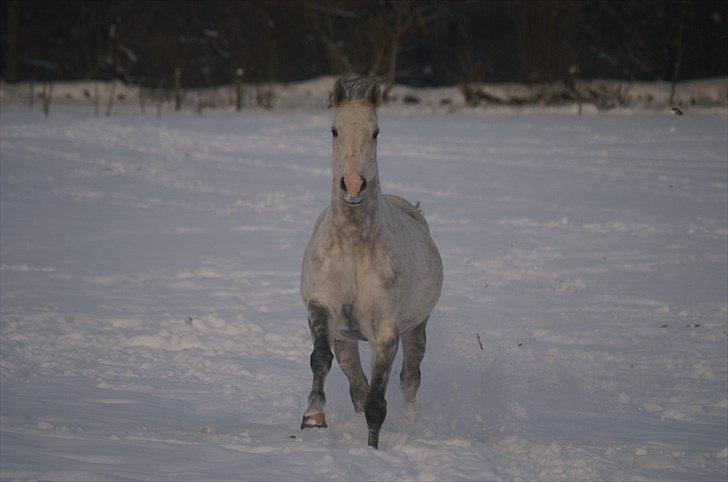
[312,206,332,232]
[304,207,334,261]
[383,194,429,232]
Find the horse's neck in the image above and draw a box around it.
[330,179,384,243]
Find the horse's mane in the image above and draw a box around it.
[329,75,380,108]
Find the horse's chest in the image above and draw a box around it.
[336,256,398,340]
[333,245,399,305]
[357,261,395,297]
[341,245,396,290]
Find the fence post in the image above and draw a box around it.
[105,80,116,117]
[174,68,182,111]
[29,79,34,110]
[235,67,245,111]
[94,81,99,116]
[139,85,146,115]
[42,81,53,117]
[156,80,163,119]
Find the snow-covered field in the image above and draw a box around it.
[1,103,726,481]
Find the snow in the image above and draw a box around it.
[1,103,726,481]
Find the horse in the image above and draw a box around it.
[299,76,443,449]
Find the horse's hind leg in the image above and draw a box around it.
[301,302,334,429]
[333,340,369,413]
[400,316,428,413]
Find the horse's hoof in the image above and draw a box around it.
[403,403,416,421]
[367,427,380,449]
[301,411,327,429]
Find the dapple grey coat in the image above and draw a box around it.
[299,76,443,449]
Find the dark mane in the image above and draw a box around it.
[329,75,380,108]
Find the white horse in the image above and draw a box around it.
[300,76,443,449]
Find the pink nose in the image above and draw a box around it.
[340,171,367,199]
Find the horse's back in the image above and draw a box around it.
[384,194,429,233]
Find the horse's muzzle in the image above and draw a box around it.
[341,176,367,205]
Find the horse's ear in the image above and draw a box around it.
[366,81,380,107]
[331,78,347,107]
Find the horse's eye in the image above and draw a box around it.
[331,127,338,138]
[373,128,380,139]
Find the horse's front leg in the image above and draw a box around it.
[333,339,369,413]
[365,326,399,449]
[301,301,334,429]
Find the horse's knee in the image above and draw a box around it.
[400,364,420,381]
[310,345,333,375]
[307,301,329,323]
[307,301,333,376]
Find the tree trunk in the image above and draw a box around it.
[382,6,404,103]
[669,3,687,106]
[105,80,116,117]
[235,67,244,111]
[306,4,353,73]
[5,0,21,83]
[42,82,53,117]
[156,81,163,119]
[139,86,146,115]
[94,81,99,117]
[174,68,182,111]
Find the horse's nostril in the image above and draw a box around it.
[340,176,367,197]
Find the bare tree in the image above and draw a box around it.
[382,1,419,102]
[304,1,355,73]
[4,0,20,83]
[94,81,99,117]
[669,1,688,106]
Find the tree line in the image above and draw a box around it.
[2,0,726,91]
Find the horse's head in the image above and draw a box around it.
[330,76,380,206]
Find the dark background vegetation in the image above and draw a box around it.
[2,0,726,89]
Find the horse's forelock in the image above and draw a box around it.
[330,76,380,108]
